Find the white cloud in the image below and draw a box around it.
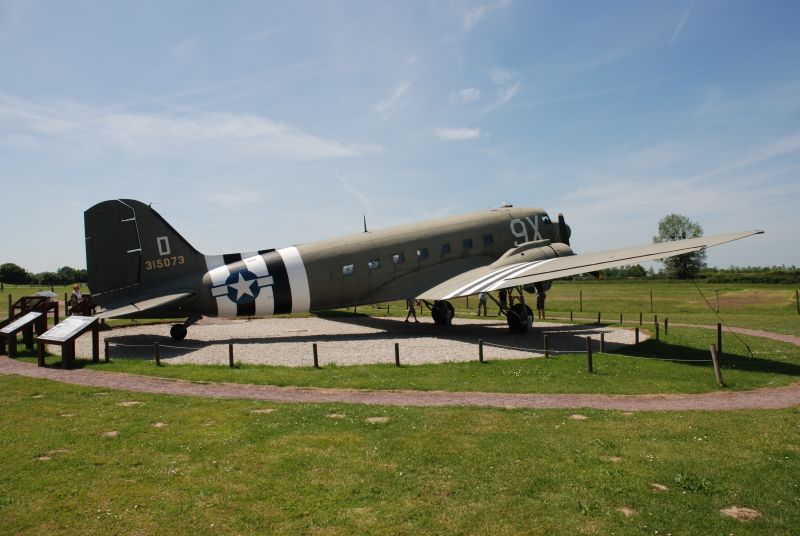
[435,127,481,141]
[373,82,411,118]
[452,88,481,103]
[0,93,380,161]
[669,1,694,46]
[486,81,520,112]
[462,0,511,31]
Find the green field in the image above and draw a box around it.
[0,375,797,535]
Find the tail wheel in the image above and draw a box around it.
[431,300,455,326]
[170,324,187,340]
[507,304,533,333]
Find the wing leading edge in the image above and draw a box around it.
[417,230,763,300]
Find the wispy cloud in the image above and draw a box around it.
[483,69,520,112]
[451,88,481,103]
[669,1,694,46]
[435,127,481,141]
[373,82,411,118]
[339,175,372,210]
[0,93,380,161]
[462,0,511,31]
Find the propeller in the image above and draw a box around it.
[557,213,571,246]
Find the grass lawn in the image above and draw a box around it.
[1,375,797,535]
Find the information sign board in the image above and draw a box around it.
[39,316,97,343]
[1,312,42,334]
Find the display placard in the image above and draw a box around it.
[38,316,97,343]
[1,312,42,334]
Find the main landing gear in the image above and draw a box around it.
[170,314,201,340]
[424,300,455,326]
[492,286,534,333]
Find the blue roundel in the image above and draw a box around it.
[225,270,259,304]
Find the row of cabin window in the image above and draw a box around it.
[342,233,495,276]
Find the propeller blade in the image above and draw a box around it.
[557,213,571,246]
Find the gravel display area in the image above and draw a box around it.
[70,315,648,367]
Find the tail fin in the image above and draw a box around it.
[84,199,205,296]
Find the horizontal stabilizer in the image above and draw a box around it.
[95,292,195,319]
[418,230,763,300]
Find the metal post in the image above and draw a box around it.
[394,342,400,367]
[313,343,319,368]
[717,323,722,355]
[478,339,484,363]
[649,289,653,313]
[543,334,549,358]
[709,344,724,387]
[154,342,160,366]
[635,327,640,344]
[586,337,593,373]
[104,339,110,363]
[596,312,600,325]
[579,290,583,312]
[664,317,669,335]
[228,343,234,368]
[600,332,605,353]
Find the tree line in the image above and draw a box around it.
[0,263,87,286]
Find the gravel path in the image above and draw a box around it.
[72,316,647,367]
[1,355,799,411]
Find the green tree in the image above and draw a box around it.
[653,214,706,279]
[0,263,31,284]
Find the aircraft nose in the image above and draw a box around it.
[557,213,571,245]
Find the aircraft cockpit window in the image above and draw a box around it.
[441,243,451,254]
[482,233,494,245]
[462,238,473,250]
[342,264,354,276]
[541,214,551,224]
[368,259,381,270]
[392,253,405,265]
[417,248,429,259]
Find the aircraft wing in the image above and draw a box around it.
[417,230,763,300]
[95,292,195,319]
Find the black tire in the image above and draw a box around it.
[431,300,454,326]
[170,324,187,341]
[507,304,533,333]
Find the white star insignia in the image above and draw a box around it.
[229,273,255,301]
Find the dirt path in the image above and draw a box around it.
[2,356,799,411]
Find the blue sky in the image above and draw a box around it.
[1,0,798,273]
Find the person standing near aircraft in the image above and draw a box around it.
[497,289,508,315]
[405,299,419,323]
[477,291,488,316]
[534,283,546,319]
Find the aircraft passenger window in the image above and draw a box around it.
[441,243,451,254]
[342,264,354,276]
[462,238,473,250]
[417,248,429,259]
[368,259,381,270]
[483,234,494,245]
[392,253,405,265]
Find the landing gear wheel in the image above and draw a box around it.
[431,300,455,326]
[507,304,533,333]
[170,324,187,341]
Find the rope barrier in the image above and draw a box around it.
[692,280,754,358]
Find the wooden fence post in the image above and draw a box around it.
[313,343,319,368]
[716,290,720,313]
[639,312,643,326]
[655,322,659,341]
[600,332,605,353]
[543,334,549,358]
[579,290,583,312]
[104,339,110,363]
[228,343,234,368]
[596,312,601,325]
[635,327,640,344]
[478,339,484,363]
[649,289,653,313]
[394,342,400,367]
[586,337,593,373]
[796,290,799,315]
[154,342,160,366]
[709,344,724,387]
[570,310,573,322]
[7,294,11,317]
[664,317,669,335]
[717,323,722,355]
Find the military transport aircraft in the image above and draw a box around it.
[84,199,762,340]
